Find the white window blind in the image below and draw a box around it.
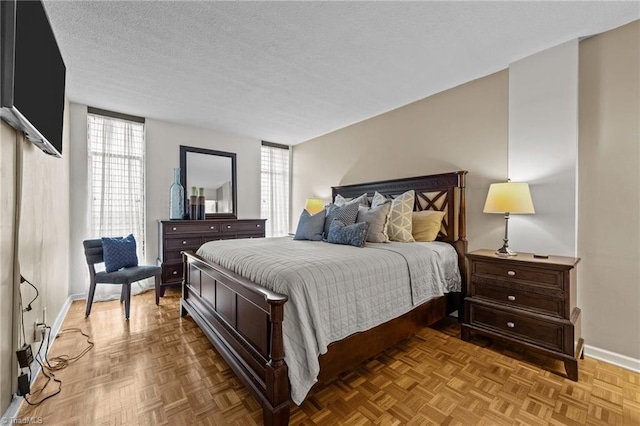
[87,112,146,258]
[261,143,290,237]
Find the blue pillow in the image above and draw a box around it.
[323,202,359,240]
[327,220,369,248]
[294,209,326,241]
[102,234,138,273]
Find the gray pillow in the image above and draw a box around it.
[323,202,359,239]
[327,220,369,248]
[334,193,369,208]
[294,209,326,241]
[357,202,391,243]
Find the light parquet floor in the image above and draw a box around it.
[16,288,640,425]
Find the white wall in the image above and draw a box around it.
[145,118,261,266]
[67,107,262,295]
[508,39,579,257]
[68,103,89,296]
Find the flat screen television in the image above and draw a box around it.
[1,0,66,157]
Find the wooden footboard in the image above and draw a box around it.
[181,251,290,425]
[180,171,468,425]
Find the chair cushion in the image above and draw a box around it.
[102,234,138,273]
[95,265,162,285]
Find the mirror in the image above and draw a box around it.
[180,145,237,219]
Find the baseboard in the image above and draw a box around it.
[69,292,86,301]
[1,294,73,422]
[584,344,640,373]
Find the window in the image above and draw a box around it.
[87,109,146,258]
[261,142,290,237]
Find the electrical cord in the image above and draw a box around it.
[22,327,61,406]
[20,275,39,313]
[23,326,95,406]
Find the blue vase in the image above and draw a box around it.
[169,168,184,219]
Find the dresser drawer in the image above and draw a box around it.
[469,303,564,352]
[221,221,264,234]
[473,261,564,289]
[166,237,202,250]
[164,222,220,235]
[471,281,564,317]
[163,249,183,262]
[163,263,183,283]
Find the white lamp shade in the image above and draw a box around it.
[305,198,324,215]
[483,182,535,214]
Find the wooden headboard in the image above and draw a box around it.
[331,171,468,293]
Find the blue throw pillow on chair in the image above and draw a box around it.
[102,234,139,273]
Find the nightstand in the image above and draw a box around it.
[461,249,584,381]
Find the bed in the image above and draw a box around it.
[180,171,468,425]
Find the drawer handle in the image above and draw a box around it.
[182,240,187,245]
[227,225,231,229]
[172,227,177,231]
[210,226,215,230]
[507,322,515,328]
[172,271,178,275]
[507,295,516,301]
[507,270,516,276]
[256,224,260,228]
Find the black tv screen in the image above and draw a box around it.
[1,0,66,157]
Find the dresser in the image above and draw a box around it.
[157,219,266,287]
[462,249,583,380]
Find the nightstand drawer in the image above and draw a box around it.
[474,262,564,289]
[469,304,564,352]
[471,282,564,317]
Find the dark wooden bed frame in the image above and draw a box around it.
[180,171,468,425]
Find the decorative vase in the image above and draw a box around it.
[189,186,198,221]
[197,187,206,220]
[169,168,184,220]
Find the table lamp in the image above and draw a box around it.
[483,181,535,256]
[305,198,324,215]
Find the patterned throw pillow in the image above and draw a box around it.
[102,234,138,273]
[356,202,391,243]
[294,209,326,241]
[334,193,369,208]
[323,202,359,239]
[372,190,415,242]
[326,220,370,248]
[412,210,446,242]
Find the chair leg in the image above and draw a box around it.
[123,284,132,320]
[120,285,125,303]
[155,275,161,306]
[85,281,97,317]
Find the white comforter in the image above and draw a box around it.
[196,237,461,404]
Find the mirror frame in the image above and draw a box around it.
[179,145,237,219]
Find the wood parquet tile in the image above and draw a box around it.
[16,288,640,425]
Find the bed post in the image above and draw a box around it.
[454,171,468,321]
[263,299,290,426]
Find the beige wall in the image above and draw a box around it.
[0,98,71,413]
[578,21,640,359]
[0,122,17,413]
[292,70,509,252]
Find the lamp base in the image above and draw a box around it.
[495,246,517,257]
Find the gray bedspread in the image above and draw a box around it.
[196,237,461,405]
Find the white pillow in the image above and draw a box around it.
[372,190,415,242]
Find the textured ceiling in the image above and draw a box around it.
[43,1,639,145]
